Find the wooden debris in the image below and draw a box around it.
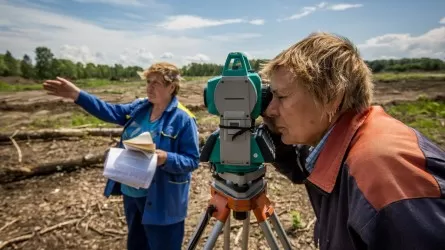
[0,219,79,250]
[0,219,19,232]
[0,128,123,142]
[0,153,104,183]
[8,130,22,163]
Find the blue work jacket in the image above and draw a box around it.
[75,90,200,225]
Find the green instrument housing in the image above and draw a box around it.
[202,52,266,174]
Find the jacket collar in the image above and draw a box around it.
[306,106,374,193]
[165,96,179,112]
[137,96,179,113]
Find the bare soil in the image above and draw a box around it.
[0,78,444,250]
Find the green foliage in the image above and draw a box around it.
[366,58,445,73]
[70,113,110,127]
[29,111,115,129]
[1,47,143,81]
[35,46,54,79]
[373,72,445,82]
[180,59,268,76]
[0,81,42,91]
[385,97,445,143]
[20,54,34,79]
[3,51,20,76]
[290,210,303,229]
[1,47,444,82]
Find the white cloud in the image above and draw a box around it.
[157,15,265,30]
[209,33,262,42]
[328,4,363,11]
[59,45,104,65]
[317,2,328,8]
[278,2,363,21]
[0,2,231,67]
[358,26,445,59]
[72,0,145,6]
[279,6,317,21]
[249,19,265,25]
[158,15,243,30]
[160,52,174,59]
[440,17,445,24]
[184,53,210,63]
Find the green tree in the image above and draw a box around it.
[20,54,34,79]
[0,55,8,76]
[35,47,54,79]
[3,50,19,76]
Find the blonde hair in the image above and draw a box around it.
[138,62,183,96]
[261,32,374,114]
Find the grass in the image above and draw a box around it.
[0,81,42,92]
[2,72,445,93]
[29,111,116,129]
[374,72,445,82]
[385,96,445,146]
[0,78,142,92]
[182,76,209,82]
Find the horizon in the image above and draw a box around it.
[1,0,444,68]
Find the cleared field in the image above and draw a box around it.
[0,75,444,250]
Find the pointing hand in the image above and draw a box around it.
[43,77,81,101]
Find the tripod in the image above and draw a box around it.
[186,166,293,250]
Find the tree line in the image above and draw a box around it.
[1,47,444,81]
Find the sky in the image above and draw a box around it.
[0,0,444,68]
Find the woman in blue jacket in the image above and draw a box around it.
[43,62,200,250]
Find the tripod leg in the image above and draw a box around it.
[241,211,250,250]
[187,205,216,250]
[223,214,230,250]
[270,211,292,250]
[258,221,280,250]
[204,220,225,250]
[202,190,231,250]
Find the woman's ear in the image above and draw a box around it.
[326,91,345,122]
[168,83,175,95]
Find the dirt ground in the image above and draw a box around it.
[0,78,444,250]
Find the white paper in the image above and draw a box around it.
[103,147,158,189]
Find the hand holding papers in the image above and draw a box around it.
[103,132,158,189]
[121,132,156,153]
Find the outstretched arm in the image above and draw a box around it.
[43,77,142,126]
[74,90,143,126]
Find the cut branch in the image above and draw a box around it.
[0,219,19,232]
[0,219,80,250]
[0,128,123,142]
[9,130,22,163]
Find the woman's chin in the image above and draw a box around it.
[281,133,304,145]
[280,133,294,145]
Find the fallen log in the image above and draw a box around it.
[0,153,105,184]
[0,128,123,142]
[0,134,210,183]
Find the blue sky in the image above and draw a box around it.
[0,0,444,67]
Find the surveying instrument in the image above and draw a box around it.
[187,52,292,250]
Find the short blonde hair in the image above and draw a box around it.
[138,62,183,96]
[262,32,374,114]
